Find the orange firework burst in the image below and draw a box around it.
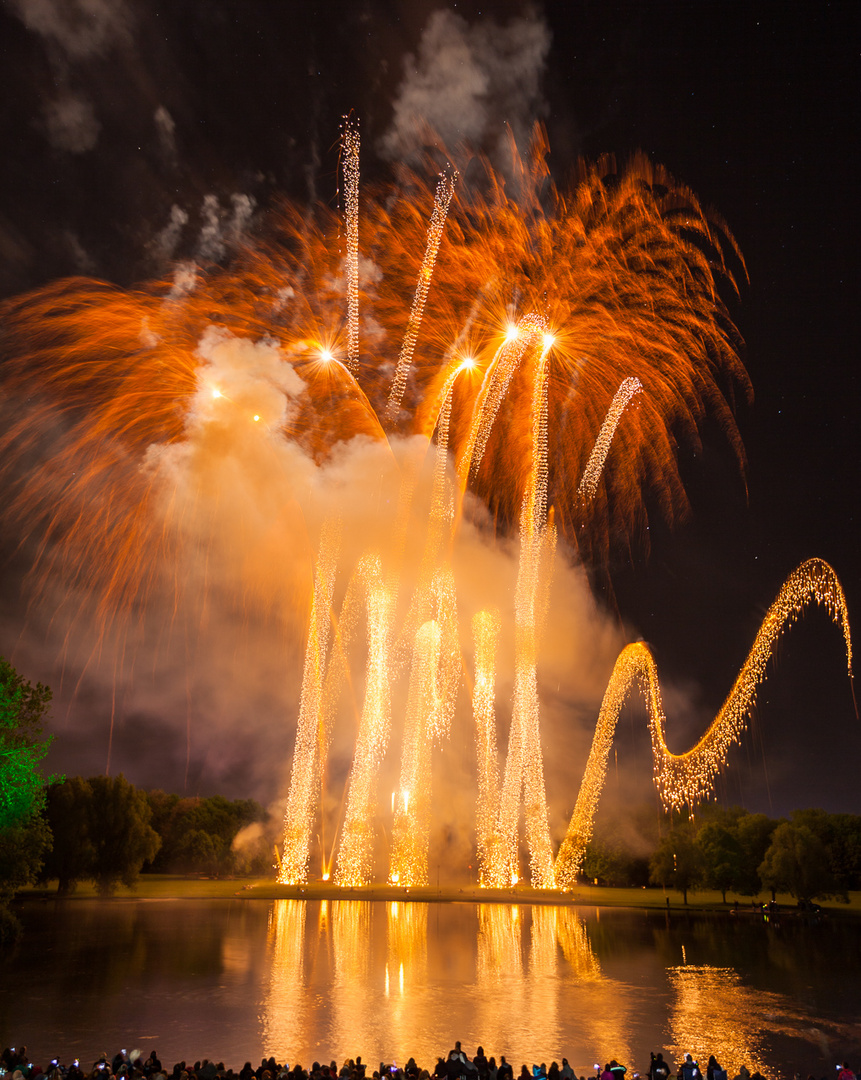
[0,127,747,633]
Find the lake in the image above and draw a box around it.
[2,899,859,1079]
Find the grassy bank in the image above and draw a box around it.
[18,875,861,914]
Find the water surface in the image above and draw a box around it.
[2,899,859,1079]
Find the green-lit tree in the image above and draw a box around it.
[0,657,54,828]
[0,657,55,940]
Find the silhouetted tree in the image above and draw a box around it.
[758,821,834,902]
[87,774,161,896]
[41,777,96,894]
[735,812,777,894]
[649,822,701,903]
[697,820,744,903]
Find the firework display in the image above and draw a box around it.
[0,127,852,888]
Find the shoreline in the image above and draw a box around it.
[17,876,861,915]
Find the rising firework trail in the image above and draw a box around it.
[341,116,361,374]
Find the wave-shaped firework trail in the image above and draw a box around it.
[554,557,854,888]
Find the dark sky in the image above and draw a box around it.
[0,0,858,820]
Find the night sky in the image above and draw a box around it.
[0,0,858,822]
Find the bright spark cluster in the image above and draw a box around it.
[458,312,549,487]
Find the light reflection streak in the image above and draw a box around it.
[385,902,429,1051]
[331,900,374,1055]
[666,966,775,1078]
[263,900,307,1056]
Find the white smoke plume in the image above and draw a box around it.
[1,318,634,880]
[380,9,551,169]
[154,104,177,164]
[149,204,190,266]
[197,193,257,263]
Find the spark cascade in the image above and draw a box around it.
[397,357,470,661]
[5,130,850,888]
[388,618,440,886]
[334,554,395,887]
[472,609,502,887]
[492,326,557,888]
[279,518,341,884]
[555,558,854,887]
[388,569,460,888]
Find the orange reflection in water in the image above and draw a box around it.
[262,901,663,1071]
[474,905,634,1070]
[385,902,430,1056]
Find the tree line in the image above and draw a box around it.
[585,804,861,903]
[43,775,273,895]
[0,653,276,940]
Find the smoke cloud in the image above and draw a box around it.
[44,92,100,153]
[1,312,639,880]
[381,9,551,170]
